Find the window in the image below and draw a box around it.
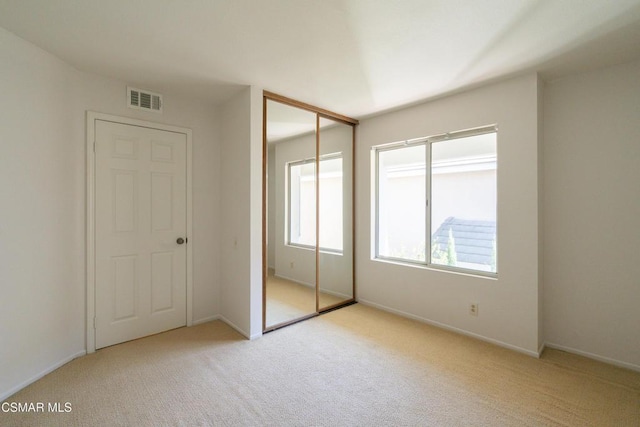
[374,127,497,275]
[288,154,343,253]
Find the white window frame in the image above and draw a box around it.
[287,157,315,251]
[373,125,498,277]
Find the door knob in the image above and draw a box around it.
[177,237,185,245]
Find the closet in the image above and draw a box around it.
[263,92,358,331]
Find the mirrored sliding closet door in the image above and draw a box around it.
[263,92,358,332]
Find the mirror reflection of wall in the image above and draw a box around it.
[263,93,358,332]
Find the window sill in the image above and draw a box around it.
[372,257,498,280]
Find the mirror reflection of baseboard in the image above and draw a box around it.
[318,291,347,311]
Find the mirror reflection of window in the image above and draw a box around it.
[318,154,343,253]
[287,154,343,253]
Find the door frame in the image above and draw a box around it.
[86,111,193,353]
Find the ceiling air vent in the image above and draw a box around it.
[127,86,163,113]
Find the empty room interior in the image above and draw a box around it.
[1,1,640,425]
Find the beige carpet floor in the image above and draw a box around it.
[2,304,639,426]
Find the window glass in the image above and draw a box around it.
[430,133,497,272]
[377,145,426,262]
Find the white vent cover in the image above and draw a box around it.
[127,86,163,113]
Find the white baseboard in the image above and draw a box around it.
[217,315,252,340]
[1,350,86,402]
[538,342,546,358]
[357,299,540,358]
[192,315,220,326]
[544,342,640,372]
[195,314,261,340]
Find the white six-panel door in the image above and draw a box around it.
[95,120,187,349]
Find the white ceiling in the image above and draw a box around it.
[1,0,640,118]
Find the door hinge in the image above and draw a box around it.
[93,140,96,152]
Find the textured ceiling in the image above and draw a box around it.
[1,0,640,118]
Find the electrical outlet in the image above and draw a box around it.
[470,303,479,317]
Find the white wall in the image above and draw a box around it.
[0,26,85,402]
[543,59,640,370]
[356,74,542,355]
[219,86,263,339]
[0,27,221,400]
[249,86,263,337]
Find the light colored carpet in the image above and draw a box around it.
[2,304,639,426]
